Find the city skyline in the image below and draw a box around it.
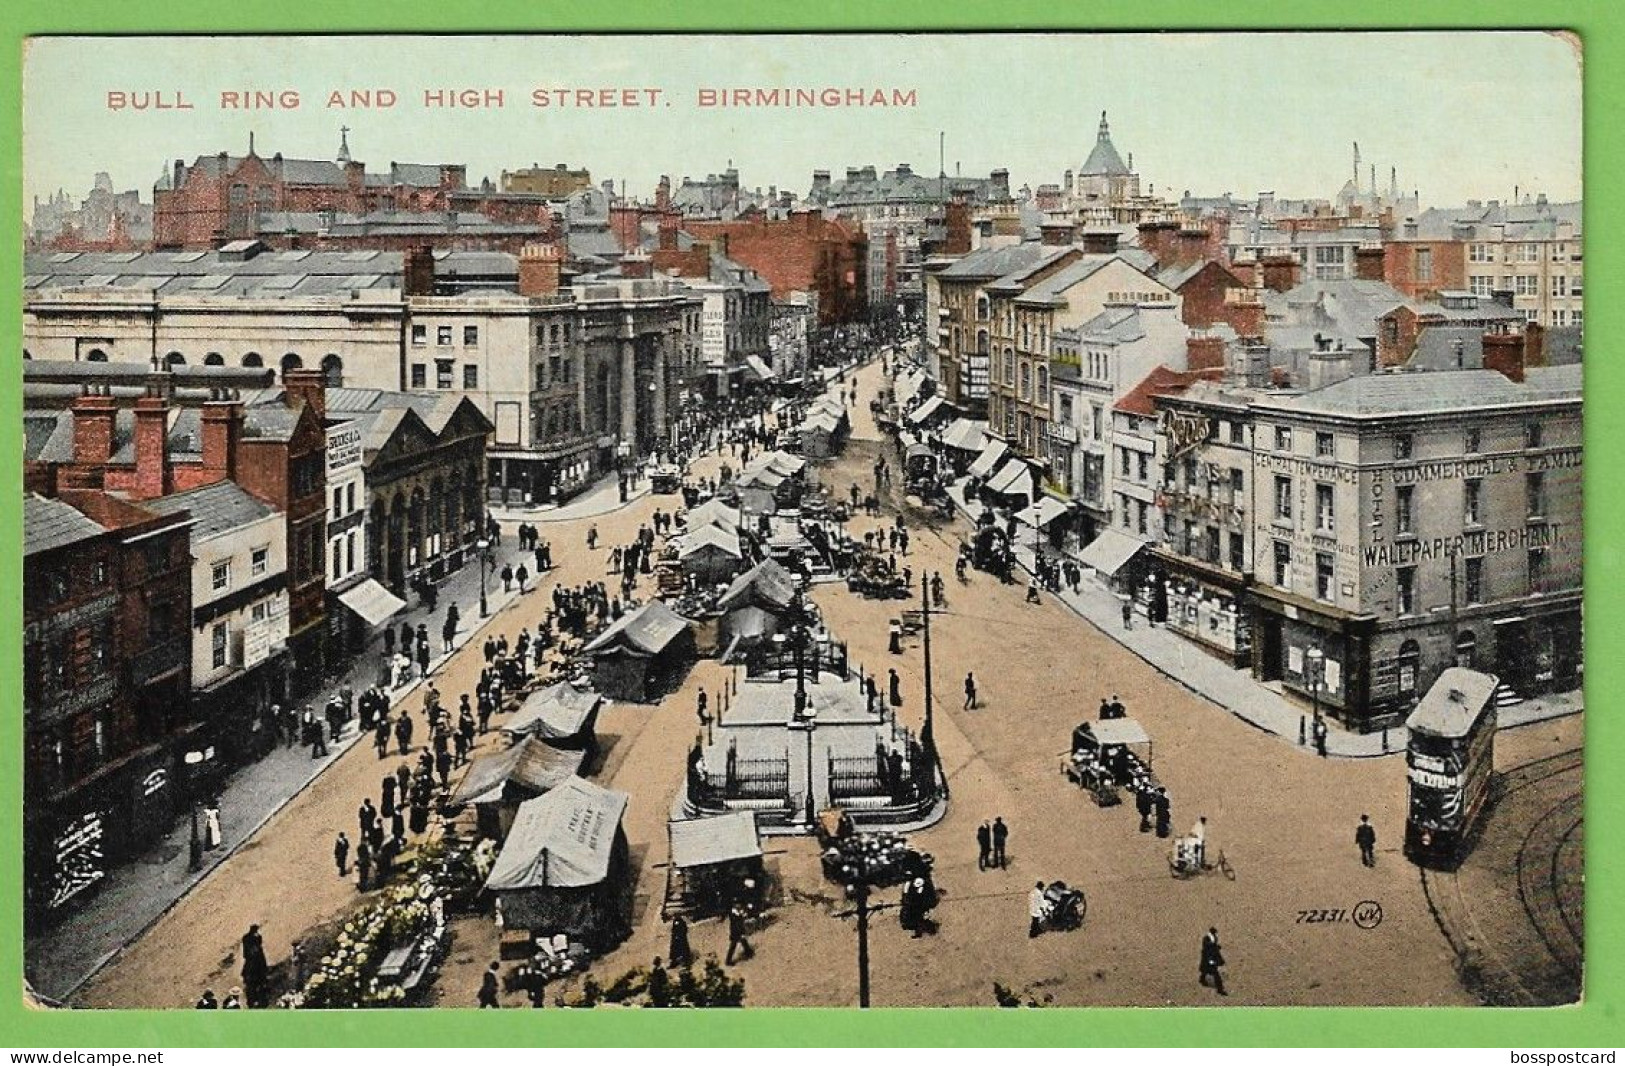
[24,32,1581,212]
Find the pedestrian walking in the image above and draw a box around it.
[668,915,693,969]
[1121,597,1134,630]
[1026,580,1041,605]
[417,640,431,678]
[395,712,414,755]
[479,962,501,1008]
[1154,788,1172,839]
[334,831,350,876]
[1313,716,1329,758]
[1356,814,1377,867]
[195,990,218,1009]
[399,621,415,659]
[726,903,754,964]
[1028,882,1047,938]
[358,797,377,839]
[239,924,269,1007]
[516,564,529,592]
[1109,694,1125,719]
[696,689,710,727]
[587,524,598,551]
[356,838,372,891]
[308,707,328,758]
[1136,785,1154,833]
[888,668,902,708]
[963,672,978,710]
[976,821,992,871]
[992,816,1009,868]
[442,614,457,654]
[1199,928,1228,996]
[374,715,391,759]
[888,619,903,655]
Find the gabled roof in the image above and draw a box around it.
[1254,368,1577,418]
[718,557,798,613]
[584,599,692,656]
[484,777,629,891]
[679,524,743,559]
[937,241,1060,281]
[1012,252,1162,308]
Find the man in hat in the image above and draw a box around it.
[333,831,350,877]
[888,668,902,708]
[976,822,992,871]
[1199,927,1228,996]
[1356,815,1378,867]
[726,903,754,964]
[992,816,1009,869]
[479,961,501,1008]
[963,672,978,710]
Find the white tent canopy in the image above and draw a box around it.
[967,440,1010,479]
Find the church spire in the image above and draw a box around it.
[1098,110,1111,142]
[337,125,352,164]
[248,130,257,157]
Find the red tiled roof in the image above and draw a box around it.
[1113,365,1222,416]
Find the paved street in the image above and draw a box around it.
[64,357,1580,1009]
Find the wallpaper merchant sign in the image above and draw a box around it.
[1362,524,1562,567]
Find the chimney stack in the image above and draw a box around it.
[1081,229,1121,255]
[518,243,564,298]
[1186,335,1226,372]
[1039,221,1076,247]
[201,392,245,479]
[282,368,328,425]
[70,388,118,468]
[404,244,436,296]
[131,394,171,501]
[1481,330,1526,383]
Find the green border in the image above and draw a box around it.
[3,1,1621,1048]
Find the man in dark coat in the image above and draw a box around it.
[1199,927,1228,995]
[1136,785,1154,833]
[976,822,992,870]
[668,916,693,969]
[725,903,754,964]
[333,831,350,876]
[395,712,414,755]
[355,838,372,891]
[963,672,978,710]
[1356,815,1377,866]
[381,774,397,818]
[991,817,1009,869]
[399,621,415,658]
[358,798,377,840]
[374,714,391,759]
[888,668,902,708]
[1154,788,1172,838]
[417,639,431,678]
[240,924,269,1006]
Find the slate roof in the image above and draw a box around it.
[1081,114,1131,177]
[24,493,106,556]
[1255,368,1579,418]
[144,480,276,538]
[937,241,1060,281]
[1012,251,1160,307]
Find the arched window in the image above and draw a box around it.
[1398,639,1422,698]
[321,353,344,388]
[243,352,263,368]
[86,349,109,362]
[281,352,303,376]
[165,351,185,368]
[204,352,225,366]
[1455,630,1478,669]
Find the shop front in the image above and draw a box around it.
[1250,588,1380,731]
[1148,549,1252,667]
[194,647,289,767]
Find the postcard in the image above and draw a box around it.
[17,31,1586,1016]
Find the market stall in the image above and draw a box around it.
[584,600,697,703]
[484,777,633,951]
[503,680,604,750]
[662,811,765,918]
[678,525,745,586]
[450,737,589,840]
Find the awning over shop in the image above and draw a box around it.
[485,777,629,891]
[745,355,776,381]
[337,578,408,628]
[669,811,763,870]
[940,418,988,452]
[504,680,606,741]
[450,737,588,806]
[1015,495,1071,529]
[896,372,925,404]
[967,440,1010,480]
[906,395,946,425]
[986,459,1035,497]
[1077,529,1148,578]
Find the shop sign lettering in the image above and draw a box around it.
[1362,524,1560,567]
[1162,410,1212,461]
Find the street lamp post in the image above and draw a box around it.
[848,880,873,1008]
[476,537,491,618]
[1307,646,1325,725]
[183,749,206,872]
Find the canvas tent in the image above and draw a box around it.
[484,777,632,947]
[450,737,589,839]
[503,680,605,748]
[584,600,697,702]
[967,440,1010,480]
[663,811,765,918]
[984,458,1037,508]
[678,524,745,585]
[684,498,741,535]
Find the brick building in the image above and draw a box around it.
[683,212,868,326]
[24,491,192,925]
[154,135,555,249]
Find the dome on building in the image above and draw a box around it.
[1081,111,1131,177]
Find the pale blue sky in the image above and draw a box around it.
[23,32,1581,212]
